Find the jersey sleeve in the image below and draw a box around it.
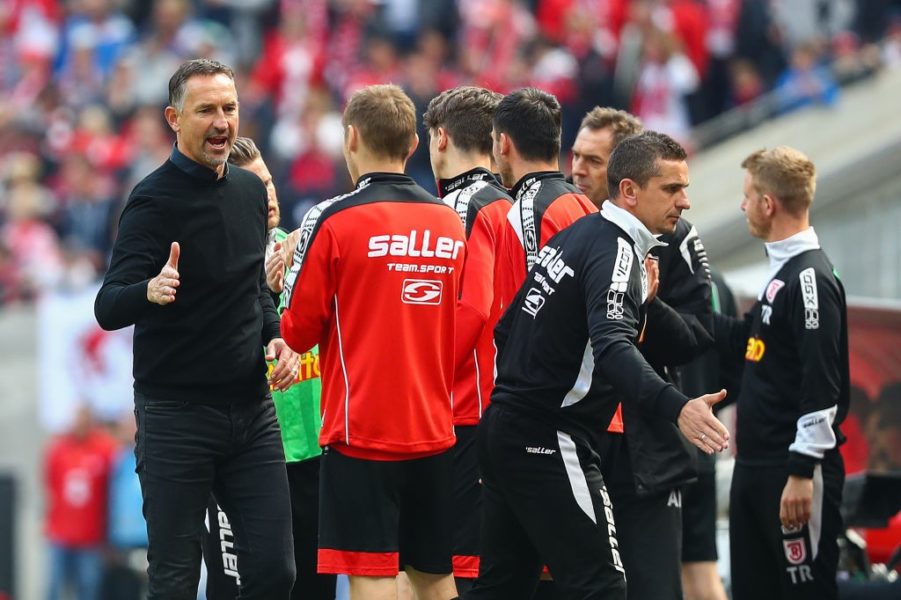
[493,293,513,361]
[455,205,501,367]
[645,223,715,366]
[583,238,689,423]
[641,297,714,367]
[541,194,596,245]
[658,223,713,331]
[258,258,280,344]
[94,194,166,331]
[713,311,753,364]
[280,217,338,355]
[786,267,845,478]
[496,218,527,310]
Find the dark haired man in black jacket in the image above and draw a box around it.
[566,108,719,600]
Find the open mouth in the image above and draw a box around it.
[206,135,228,151]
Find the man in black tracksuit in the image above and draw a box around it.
[463,132,730,600]
[715,147,848,600]
[569,106,718,600]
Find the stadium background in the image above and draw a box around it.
[1,0,900,598]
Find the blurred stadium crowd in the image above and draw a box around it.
[2,0,901,306]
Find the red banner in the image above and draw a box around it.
[842,301,901,563]
[843,302,901,475]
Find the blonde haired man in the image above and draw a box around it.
[716,147,848,600]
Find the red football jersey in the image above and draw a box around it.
[281,173,466,460]
[497,171,597,308]
[438,168,513,425]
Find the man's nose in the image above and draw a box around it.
[213,109,228,129]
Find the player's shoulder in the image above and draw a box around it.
[546,212,618,255]
[303,187,371,227]
[467,180,514,213]
[783,249,844,308]
[786,249,838,284]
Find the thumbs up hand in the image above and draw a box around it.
[147,242,181,305]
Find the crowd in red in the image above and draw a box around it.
[1,0,899,305]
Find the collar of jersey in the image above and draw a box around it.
[760,227,820,297]
[510,171,562,200]
[600,200,667,257]
[169,144,228,182]
[354,172,413,189]
[437,167,497,198]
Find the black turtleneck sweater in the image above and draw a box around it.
[95,147,280,403]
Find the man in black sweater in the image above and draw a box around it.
[94,59,297,599]
[715,147,848,600]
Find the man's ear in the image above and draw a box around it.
[499,132,511,156]
[164,106,179,133]
[762,193,777,217]
[345,124,358,153]
[436,127,448,152]
[619,178,640,208]
[406,133,420,160]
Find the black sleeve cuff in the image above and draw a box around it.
[125,279,152,310]
[262,321,281,345]
[656,384,690,423]
[787,452,818,478]
[95,279,152,331]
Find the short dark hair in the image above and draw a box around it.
[343,84,417,161]
[606,131,687,198]
[228,137,261,167]
[579,107,643,148]
[493,88,561,162]
[168,59,236,110]
[423,86,502,155]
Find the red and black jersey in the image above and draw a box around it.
[497,171,596,308]
[281,172,466,461]
[438,167,513,426]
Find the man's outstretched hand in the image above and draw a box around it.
[677,389,730,454]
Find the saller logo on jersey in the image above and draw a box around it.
[368,230,464,259]
[401,279,443,305]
